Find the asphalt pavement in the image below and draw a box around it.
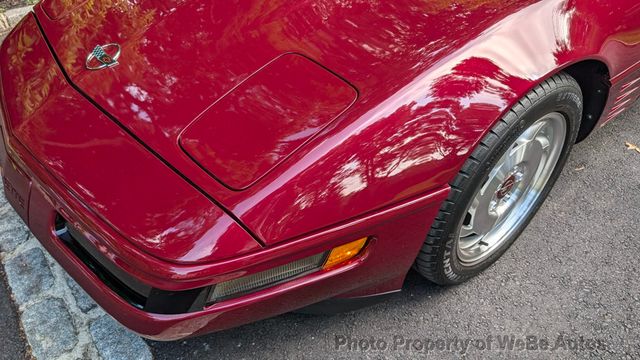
[148,103,640,359]
[0,268,27,359]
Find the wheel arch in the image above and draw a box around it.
[559,60,612,142]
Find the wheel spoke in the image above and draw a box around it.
[470,204,499,235]
[522,120,546,141]
[458,234,481,250]
[458,226,475,238]
[462,160,505,238]
[481,162,508,199]
[505,140,530,169]
[518,140,545,187]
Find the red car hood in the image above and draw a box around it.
[36,0,359,191]
[0,14,263,265]
[34,0,536,245]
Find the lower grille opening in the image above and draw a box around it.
[55,214,149,310]
[54,214,210,314]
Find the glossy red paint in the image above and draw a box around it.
[0,0,639,339]
[0,16,262,265]
[31,0,640,247]
[180,53,358,190]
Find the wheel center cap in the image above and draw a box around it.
[496,174,517,199]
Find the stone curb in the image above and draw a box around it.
[0,190,154,359]
[0,6,33,34]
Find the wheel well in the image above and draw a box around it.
[562,60,611,142]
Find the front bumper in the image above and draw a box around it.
[2,147,447,339]
[0,13,449,340]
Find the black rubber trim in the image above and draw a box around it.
[31,14,266,247]
[57,224,149,310]
[56,216,211,314]
[145,286,211,314]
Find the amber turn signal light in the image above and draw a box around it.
[323,237,368,270]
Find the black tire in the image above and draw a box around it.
[414,72,583,285]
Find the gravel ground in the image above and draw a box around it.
[148,104,640,359]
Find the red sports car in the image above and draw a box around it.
[0,0,638,340]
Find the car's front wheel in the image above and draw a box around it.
[415,72,583,285]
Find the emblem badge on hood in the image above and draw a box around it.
[86,44,121,70]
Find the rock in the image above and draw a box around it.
[90,315,152,360]
[4,247,54,303]
[65,275,97,313]
[4,6,33,27]
[21,298,78,359]
[0,202,29,254]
